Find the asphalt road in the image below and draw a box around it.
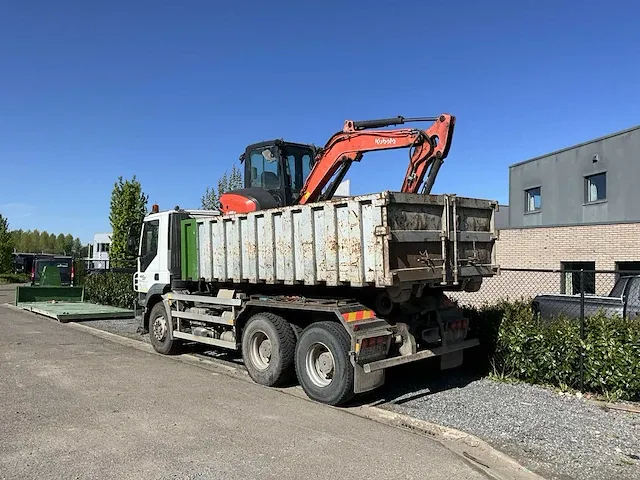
[0,304,487,480]
[0,283,20,305]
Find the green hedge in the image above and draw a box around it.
[464,300,640,401]
[0,273,30,284]
[84,272,136,310]
[73,259,88,287]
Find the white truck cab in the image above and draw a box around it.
[134,211,171,295]
[133,206,219,331]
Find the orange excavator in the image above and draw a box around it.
[220,114,455,215]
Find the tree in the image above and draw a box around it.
[21,230,34,253]
[32,229,41,252]
[56,233,66,254]
[10,230,22,252]
[41,231,55,253]
[64,234,74,255]
[201,163,243,210]
[8,229,81,254]
[40,230,49,252]
[72,238,84,257]
[0,214,14,273]
[109,175,148,268]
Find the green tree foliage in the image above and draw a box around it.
[201,163,243,210]
[64,234,74,255]
[9,229,83,255]
[32,229,40,250]
[72,238,84,256]
[0,214,14,273]
[41,231,53,252]
[56,233,66,253]
[109,175,148,268]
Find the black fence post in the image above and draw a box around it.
[579,269,585,391]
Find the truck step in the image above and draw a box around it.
[172,331,237,350]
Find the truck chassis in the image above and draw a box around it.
[148,285,477,406]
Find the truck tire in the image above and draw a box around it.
[295,321,355,406]
[241,312,296,387]
[149,302,182,355]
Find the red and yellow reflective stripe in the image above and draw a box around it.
[342,310,376,322]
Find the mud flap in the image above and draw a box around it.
[353,361,385,394]
[440,350,464,370]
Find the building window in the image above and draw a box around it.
[615,261,640,281]
[585,172,606,203]
[524,187,541,213]
[561,261,595,295]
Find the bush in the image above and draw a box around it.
[465,301,640,401]
[73,258,88,286]
[84,272,136,310]
[0,273,30,284]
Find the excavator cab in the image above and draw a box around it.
[220,140,316,214]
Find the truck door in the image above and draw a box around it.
[136,214,170,293]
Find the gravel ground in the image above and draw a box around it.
[379,367,640,480]
[74,317,146,342]
[72,317,640,480]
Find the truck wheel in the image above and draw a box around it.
[149,302,182,355]
[295,321,355,406]
[241,312,296,387]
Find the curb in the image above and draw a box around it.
[351,406,543,480]
[587,399,640,415]
[4,304,544,480]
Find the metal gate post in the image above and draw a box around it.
[579,269,585,391]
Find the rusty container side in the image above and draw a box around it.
[384,193,497,286]
[194,191,498,289]
[197,193,385,287]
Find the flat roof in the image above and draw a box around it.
[509,124,640,169]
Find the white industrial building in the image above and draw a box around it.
[89,232,112,269]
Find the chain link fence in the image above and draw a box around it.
[448,267,637,315]
[449,268,640,394]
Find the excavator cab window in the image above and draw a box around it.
[283,146,314,202]
[243,141,315,207]
[245,145,285,205]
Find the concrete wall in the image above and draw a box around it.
[508,126,640,228]
[495,205,509,229]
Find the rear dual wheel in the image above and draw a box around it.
[295,321,355,406]
[241,312,297,387]
[241,314,355,406]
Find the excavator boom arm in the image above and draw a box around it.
[297,114,455,204]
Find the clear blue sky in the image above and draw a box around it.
[1,1,638,243]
